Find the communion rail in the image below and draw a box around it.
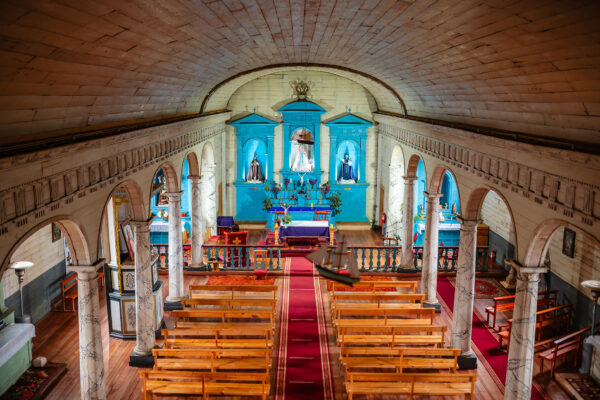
[200,244,490,272]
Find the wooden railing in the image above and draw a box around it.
[177,244,491,273]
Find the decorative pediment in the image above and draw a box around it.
[325,113,373,127]
[230,113,279,126]
[278,101,326,113]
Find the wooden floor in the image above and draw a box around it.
[31,229,570,399]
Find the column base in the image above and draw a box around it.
[129,352,155,367]
[457,353,478,370]
[185,263,211,272]
[423,302,441,313]
[164,300,183,311]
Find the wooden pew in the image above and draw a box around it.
[181,298,277,315]
[485,290,558,329]
[537,327,588,377]
[345,372,477,400]
[498,304,572,349]
[334,306,435,325]
[188,284,277,301]
[162,327,273,349]
[139,370,270,400]
[54,273,78,312]
[332,293,424,311]
[153,348,271,373]
[337,325,446,349]
[173,309,275,328]
[341,347,460,373]
[331,281,418,294]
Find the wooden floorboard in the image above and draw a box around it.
[30,229,569,399]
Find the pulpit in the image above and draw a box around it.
[224,231,248,268]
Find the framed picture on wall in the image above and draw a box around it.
[51,222,61,242]
[120,219,135,261]
[562,228,575,258]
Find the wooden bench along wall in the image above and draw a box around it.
[54,273,78,312]
[485,290,558,329]
[537,326,589,377]
[345,372,477,400]
[139,370,270,400]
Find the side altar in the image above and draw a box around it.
[325,113,371,222]
[231,113,278,221]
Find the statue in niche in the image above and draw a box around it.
[337,153,356,184]
[291,128,314,172]
[246,154,264,182]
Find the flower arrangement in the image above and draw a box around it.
[157,209,169,220]
[284,178,290,188]
[262,197,272,211]
[308,179,318,188]
[281,214,292,225]
[271,185,281,198]
[329,191,342,216]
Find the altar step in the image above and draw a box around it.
[335,221,372,231]
[236,221,266,230]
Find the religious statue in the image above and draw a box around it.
[246,154,264,182]
[337,153,356,183]
[291,142,314,172]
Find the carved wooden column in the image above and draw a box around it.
[451,217,480,369]
[422,191,442,312]
[129,218,155,367]
[401,175,417,268]
[165,191,184,308]
[504,261,548,400]
[68,261,106,400]
[188,175,206,269]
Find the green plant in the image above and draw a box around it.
[281,214,292,225]
[329,191,342,216]
[262,197,272,211]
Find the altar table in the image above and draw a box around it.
[267,205,332,229]
[279,220,329,239]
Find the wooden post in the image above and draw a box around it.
[274,223,279,245]
[329,224,335,245]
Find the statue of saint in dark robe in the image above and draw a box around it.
[246,154,264,182]
[337,153,355,183]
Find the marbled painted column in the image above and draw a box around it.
[401,175,417,268]
[422,191,443,310]
[68,262,106,400]
[387,165,402,238]
[165,191,184,302]
[131,218,155,356]
[505,262,548,400]
[202,164,217,236]
[188,175,205,268]
[451,217,480,369]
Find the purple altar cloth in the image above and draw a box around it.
[279,221,329,238]
[217,216,235,228]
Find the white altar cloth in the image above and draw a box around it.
[0,323,35,367]
[285,221,329,228]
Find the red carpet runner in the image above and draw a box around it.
[437,277,544,399]
[275,257,334,400]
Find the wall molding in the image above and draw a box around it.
[377,117,599,230]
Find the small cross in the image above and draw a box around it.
[232,238,242,245]
[253,107,256,113]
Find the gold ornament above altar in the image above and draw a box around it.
[290,80,311,100]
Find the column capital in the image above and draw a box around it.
[456,215,481,227]
[130,217,153,232]
[68,259,105,280]
[164,191,183,200]
[424,191,443,200]
[187,174,201,182]
[402,175,417,182]
[505,259,548,282]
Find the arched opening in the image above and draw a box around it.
[386,145,405,239]
[464,187,517,271]
[410,156,427,246]
[1,217,90,324]
[427,166,461,248]
[525,220,600,330]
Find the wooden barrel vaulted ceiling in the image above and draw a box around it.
[0,0,599,149]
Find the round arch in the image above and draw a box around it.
[201,142,215,168]
[152,162,180,193]
[428,165,462,213]
[524,219,600,267]
[406,154,424,178]
[463,186,518,258]
[182,151,201,178]
[201,64,407,115]
[1,216,91,281]
[386,145,406,238]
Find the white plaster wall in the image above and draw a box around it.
[226,70,378,220]
[547,227,600,299]
[480,190,516,245]
[2,224,65,298]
